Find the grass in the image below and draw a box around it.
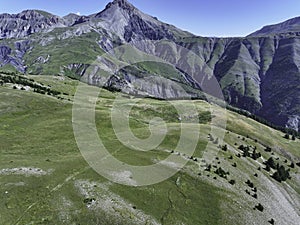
[24,31,105,75]
[0,74,299,225]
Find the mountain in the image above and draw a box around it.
[249,17,300,37]
[0,0,299,132]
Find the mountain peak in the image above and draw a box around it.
[105,0,135,11]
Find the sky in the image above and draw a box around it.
[1,0,300,37]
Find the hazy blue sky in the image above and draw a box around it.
[1,0,300,37]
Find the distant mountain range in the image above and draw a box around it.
[0,0,299,131]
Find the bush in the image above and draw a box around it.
[268,218,275,224]
[221,145,228,151]
[215,167,228,178]
[272,165,290,182]
[265,163,271,171]
[251,150,261,160]
[229,179,236,185]
[83,198,96,204]
[245,180,254,188]
[255,203,264,212]
[265,146,272,152]
[239,145,251,157]
[208,134,214,142]
[265,157,276,169]
[205,164,211,172]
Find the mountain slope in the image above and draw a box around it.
[249,17,300,37]
[0,0,299,131]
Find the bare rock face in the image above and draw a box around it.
[63,13,81,26]
[0,45,26,72]
[0,46,11,62]
[0,10,65,39]
[287,116,300,132]
[93,0,185,42]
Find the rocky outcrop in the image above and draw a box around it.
[0,10,65,39]
[62,13,81,26]
[0,45,26,72]
[286,116,300,132]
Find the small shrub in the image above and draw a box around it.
[272,165,290,182]
[265,146,272,152]
[255,203,264,212]
[268,218,275,224]
[83,198,96,204]
[215,167,227,178]
[265,164,271,172]
[221,145,228,151]
[251,150,261,160]
[229,179,236,185]
[245,180,254,188]
[205,164,211,172]
[265,157,276,169]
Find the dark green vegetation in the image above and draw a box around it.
[0,73,299,224]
